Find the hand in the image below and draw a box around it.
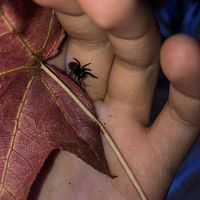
[31,0,200,199]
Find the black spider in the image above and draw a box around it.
[68,58,97,88]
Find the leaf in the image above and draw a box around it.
[0,1,110,199]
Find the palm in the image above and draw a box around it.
[31,0,200,200]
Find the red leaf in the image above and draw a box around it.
[0,1,110,199]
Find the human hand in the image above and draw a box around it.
[31,0,200,199]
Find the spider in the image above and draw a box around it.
[68,58,97,88]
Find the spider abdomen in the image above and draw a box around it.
[68,58,97,89]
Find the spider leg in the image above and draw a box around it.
[69,72,78,84]
[83,68,92,71]
[73,58,81,66]
[74,75,79,83]
[82,63,91,69]
[69,70,74,77]
[70,73,77,83]
[77,76,83,88]
[85,72,98,79]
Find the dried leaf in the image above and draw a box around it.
[0,1,110,199]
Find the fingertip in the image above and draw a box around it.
[78,0,152,39]
[78,0,133,29]
[160,34,200,99]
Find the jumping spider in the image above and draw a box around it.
[68,58,97,88]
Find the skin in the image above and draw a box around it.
[31,0,200,199]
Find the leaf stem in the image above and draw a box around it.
[41,63,148,200]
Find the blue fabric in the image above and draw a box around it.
[152,1,200,199]
[166,138,200,200]
[156,0,200,42]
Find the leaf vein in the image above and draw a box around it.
[41,10,54,53]
[41,78,81,141]
[12,149,35,175]
[2,185,16,200]
[41,74,103,163]
[0,76,35,196]
[1,11,39,65]
[18,128,45,153]
[0,66,38,78]
[7,169,23,184]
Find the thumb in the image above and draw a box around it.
[161,34,200,99]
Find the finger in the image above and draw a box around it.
[79,0,161,126]
[33,0,114,102]
[57,11,113,102]
[33,0,82,15]
[150,34,200,175]
[78,0,154,38]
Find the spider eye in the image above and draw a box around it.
[68,62,77,70]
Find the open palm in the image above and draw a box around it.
[31,0,200,199]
